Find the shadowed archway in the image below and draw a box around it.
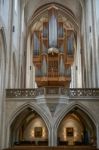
[10,107,49,146]
[57,106,96,146]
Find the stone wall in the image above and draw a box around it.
[5,95,99,147]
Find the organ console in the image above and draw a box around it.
[32,7,76,87]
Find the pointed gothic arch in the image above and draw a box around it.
[6,103,51,147]
[28,2,79,35]
[54,102,97,146]
[55,102,97,127]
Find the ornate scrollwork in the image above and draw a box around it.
[6,87,99,98]
[6,88,44,98]
[69,88,99,97]
[61,87,69,96]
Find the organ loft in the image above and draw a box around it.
[32,6,77,87]
[1,0,99,149]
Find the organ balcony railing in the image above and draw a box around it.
[6,87,99,98]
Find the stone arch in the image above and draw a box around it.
[8,103,51,128]
[6,102,51,147]
[28,2,79,34]
[55,102,97,128]
[25,0,84,30]
[53,102,97,146]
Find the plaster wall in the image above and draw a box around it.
[58,116,83,142]
[23,117,48,141]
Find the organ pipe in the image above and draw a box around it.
[49,8,58,47]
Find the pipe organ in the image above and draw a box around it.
[49,8,58,47]
[32,7,76,87]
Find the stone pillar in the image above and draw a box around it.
[95,0,99,87]
[96,125,99,148]
[0,90,6,149]
[33,64,36,88]
[0,90,3,149]
[30,39,34,88]
[5,124,10,148]
[48,126,53,146]
[26,32,34,88]
[0,28,8,149]
[84,0,95,88]
[7,0,14,88]
[91,0,97,87]
[50,126,57,146]
[26,33,31,88]
[76,31,82,88]
[91,0,99,87]
[71,63,76,88]
[85,0,92,88]
[82,6,89,88]
[49,121,59,147]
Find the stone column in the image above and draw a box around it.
[71,65,75,88]
[96,125,99,148]
[95,0,99,87]
[30,39,34,88]
[49,120,59,147]
[76,31,82,88]
[0,27,10,150]
[91,0,97,87]
[50,126,57,146]
[84,0,94,88]
[7,0,14,88]
[0,90,6,149]
[26,33,31,88]
[82,6,89,88]
[48,126,53,146]
[91,0,98,87]
[5,123,10,148]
